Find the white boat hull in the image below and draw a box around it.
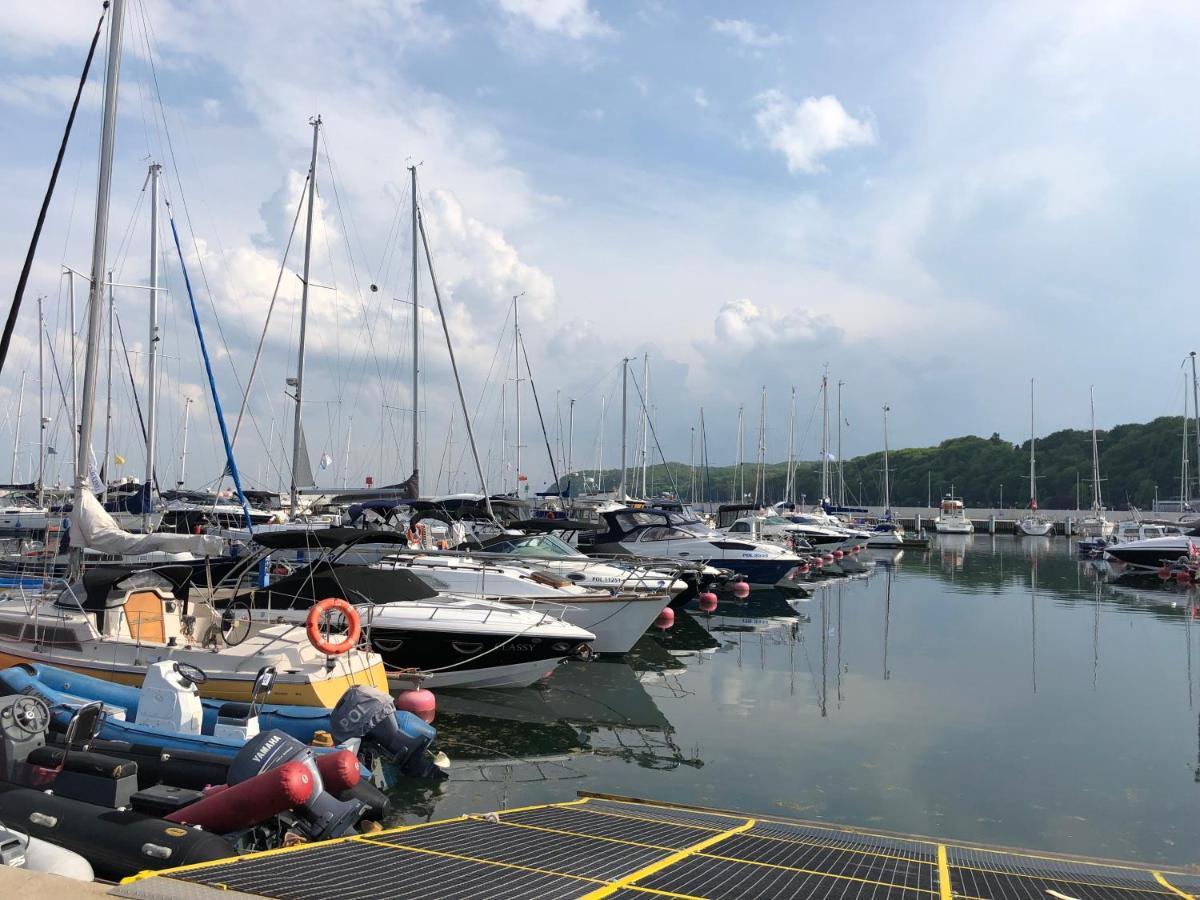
[389,656,563,689]
[504,594,667,655]
[1016,518,1054,537]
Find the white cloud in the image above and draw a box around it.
[0,75,100,113]
[711,298,836,349]
[710,18,784,49]
[692,88,709,109]
[753,90,876,174]
[493,0,613,39]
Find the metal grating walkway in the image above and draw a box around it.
[115,793,1200,900]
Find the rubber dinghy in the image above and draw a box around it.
[0,661,445,781]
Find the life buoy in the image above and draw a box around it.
[305,597,361,656]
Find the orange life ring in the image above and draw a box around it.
[305,597,361,656]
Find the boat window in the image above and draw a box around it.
[614,512,659,532]
[729,521,751,533]
[638,527,672,542]
[763,516,788,525]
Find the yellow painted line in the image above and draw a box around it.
[1154,871,1196,899]
[495,797,591,816]
[119,815,469,884]
[471,815,678,853]
[356,835,606,885]
[563,805,727,833]
[723,827,933,866]
[697,851,940,896]
[938,844,953,900]
[579,817,756,900]
[623,885,710,900]
[600,797,752,823]
[952,862,1178,896]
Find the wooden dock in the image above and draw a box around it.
[114,793,1199,899]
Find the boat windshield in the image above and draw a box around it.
[490,534,581,558]
[763,516,789,525]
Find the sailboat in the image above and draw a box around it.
[1078,387,1115,538]
[866,404,905,548]
[0,0,390,705]
[1016,379,1055,537]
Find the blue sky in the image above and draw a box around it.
[2,0,1199,495]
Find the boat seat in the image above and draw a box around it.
[216,702,253,720]
[26,746,138,780]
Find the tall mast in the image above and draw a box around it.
[699,407,708,503]
[290,115,320,514]
[1090,386,1102,513]
[840,381,849,508]
[72,0,126,574]
[820,370,830,503]
[178,397,191,487]
[756,386,766,504]
[566,397,575,488]
[734,404,744,503]
[102,271,114,502]
[10,370,26,483]
[596,394,605,492]
[37,296,46,505]
[144,162,161,531]
[409,165,420,495]
[1182,373,1190,507]
[689,426,695,503]
[67,272,77,456]
[882,404,892,513]
[639,353,649,496]
[619,357,628,499]
[1028,378,1037,508]
[513,292,524,492]
[1192,351,1200,500]
[785,385,796,505]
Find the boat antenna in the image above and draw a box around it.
[517,330,561,498]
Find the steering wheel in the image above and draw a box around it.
[174,661,208,686]
[220,601,253,647]
[1,696,51,739]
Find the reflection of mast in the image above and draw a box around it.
[1031,556,1038,694]
[820,591,828,717]
[882,568,892,680]
[1187,593,1194,709]
[1093,578,1100,691]
[836,582,844,705]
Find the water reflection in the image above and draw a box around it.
[386,536,1200,865]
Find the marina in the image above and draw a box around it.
[3,0,1200,895]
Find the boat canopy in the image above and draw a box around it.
[251,527,409,551]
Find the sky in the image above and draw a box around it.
[1,0,1199,497]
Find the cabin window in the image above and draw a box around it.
[729,522,751,533]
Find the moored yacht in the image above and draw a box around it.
[934,495,974,534]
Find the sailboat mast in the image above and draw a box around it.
[820,371,830,503]
[639,353,649,496]
[566,397,575,487]
[837,380,846,507]
[178,397,191,487]
[882,404,891,513]
[37,296,45,506]
[785,386,795,505]
[734,404,743,503]
[619,357,628,498]
[1028,378,1037,508]
[756,386,766,505]
[1192,351,1200,500]
[290,115,320,514]
[1182,373,1190,507]
[102,271,114,502]
[513,293,523,491]
[72,0,126,568]
[689,426,695,503]
[1090,386,1102,512]
[144,162,161,531]
[10,370,26,484]
[409,165,419,494]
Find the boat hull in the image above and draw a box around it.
[389,656,564,689]
[502,594,668,655]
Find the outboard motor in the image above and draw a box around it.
[213,666,274,742]
[226,730,364,841]
[330,686,445,779]
[136,661,204,735]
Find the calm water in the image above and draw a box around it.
[390,536,1200,865]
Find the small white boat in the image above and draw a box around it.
[934,496,974,534]
[1016,379,1056,537]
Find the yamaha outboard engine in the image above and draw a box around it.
[330,686,445,779]
[227,730,364,841]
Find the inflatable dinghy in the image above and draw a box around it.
[0,821,94,882]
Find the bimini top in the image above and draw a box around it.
[64,564,194,612]
[251,527,410,551]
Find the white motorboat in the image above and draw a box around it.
[934,496,974,534]
[1078,388,1116,538]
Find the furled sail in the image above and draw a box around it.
[69,488,223,556]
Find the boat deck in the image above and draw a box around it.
[115,793,1200,900]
